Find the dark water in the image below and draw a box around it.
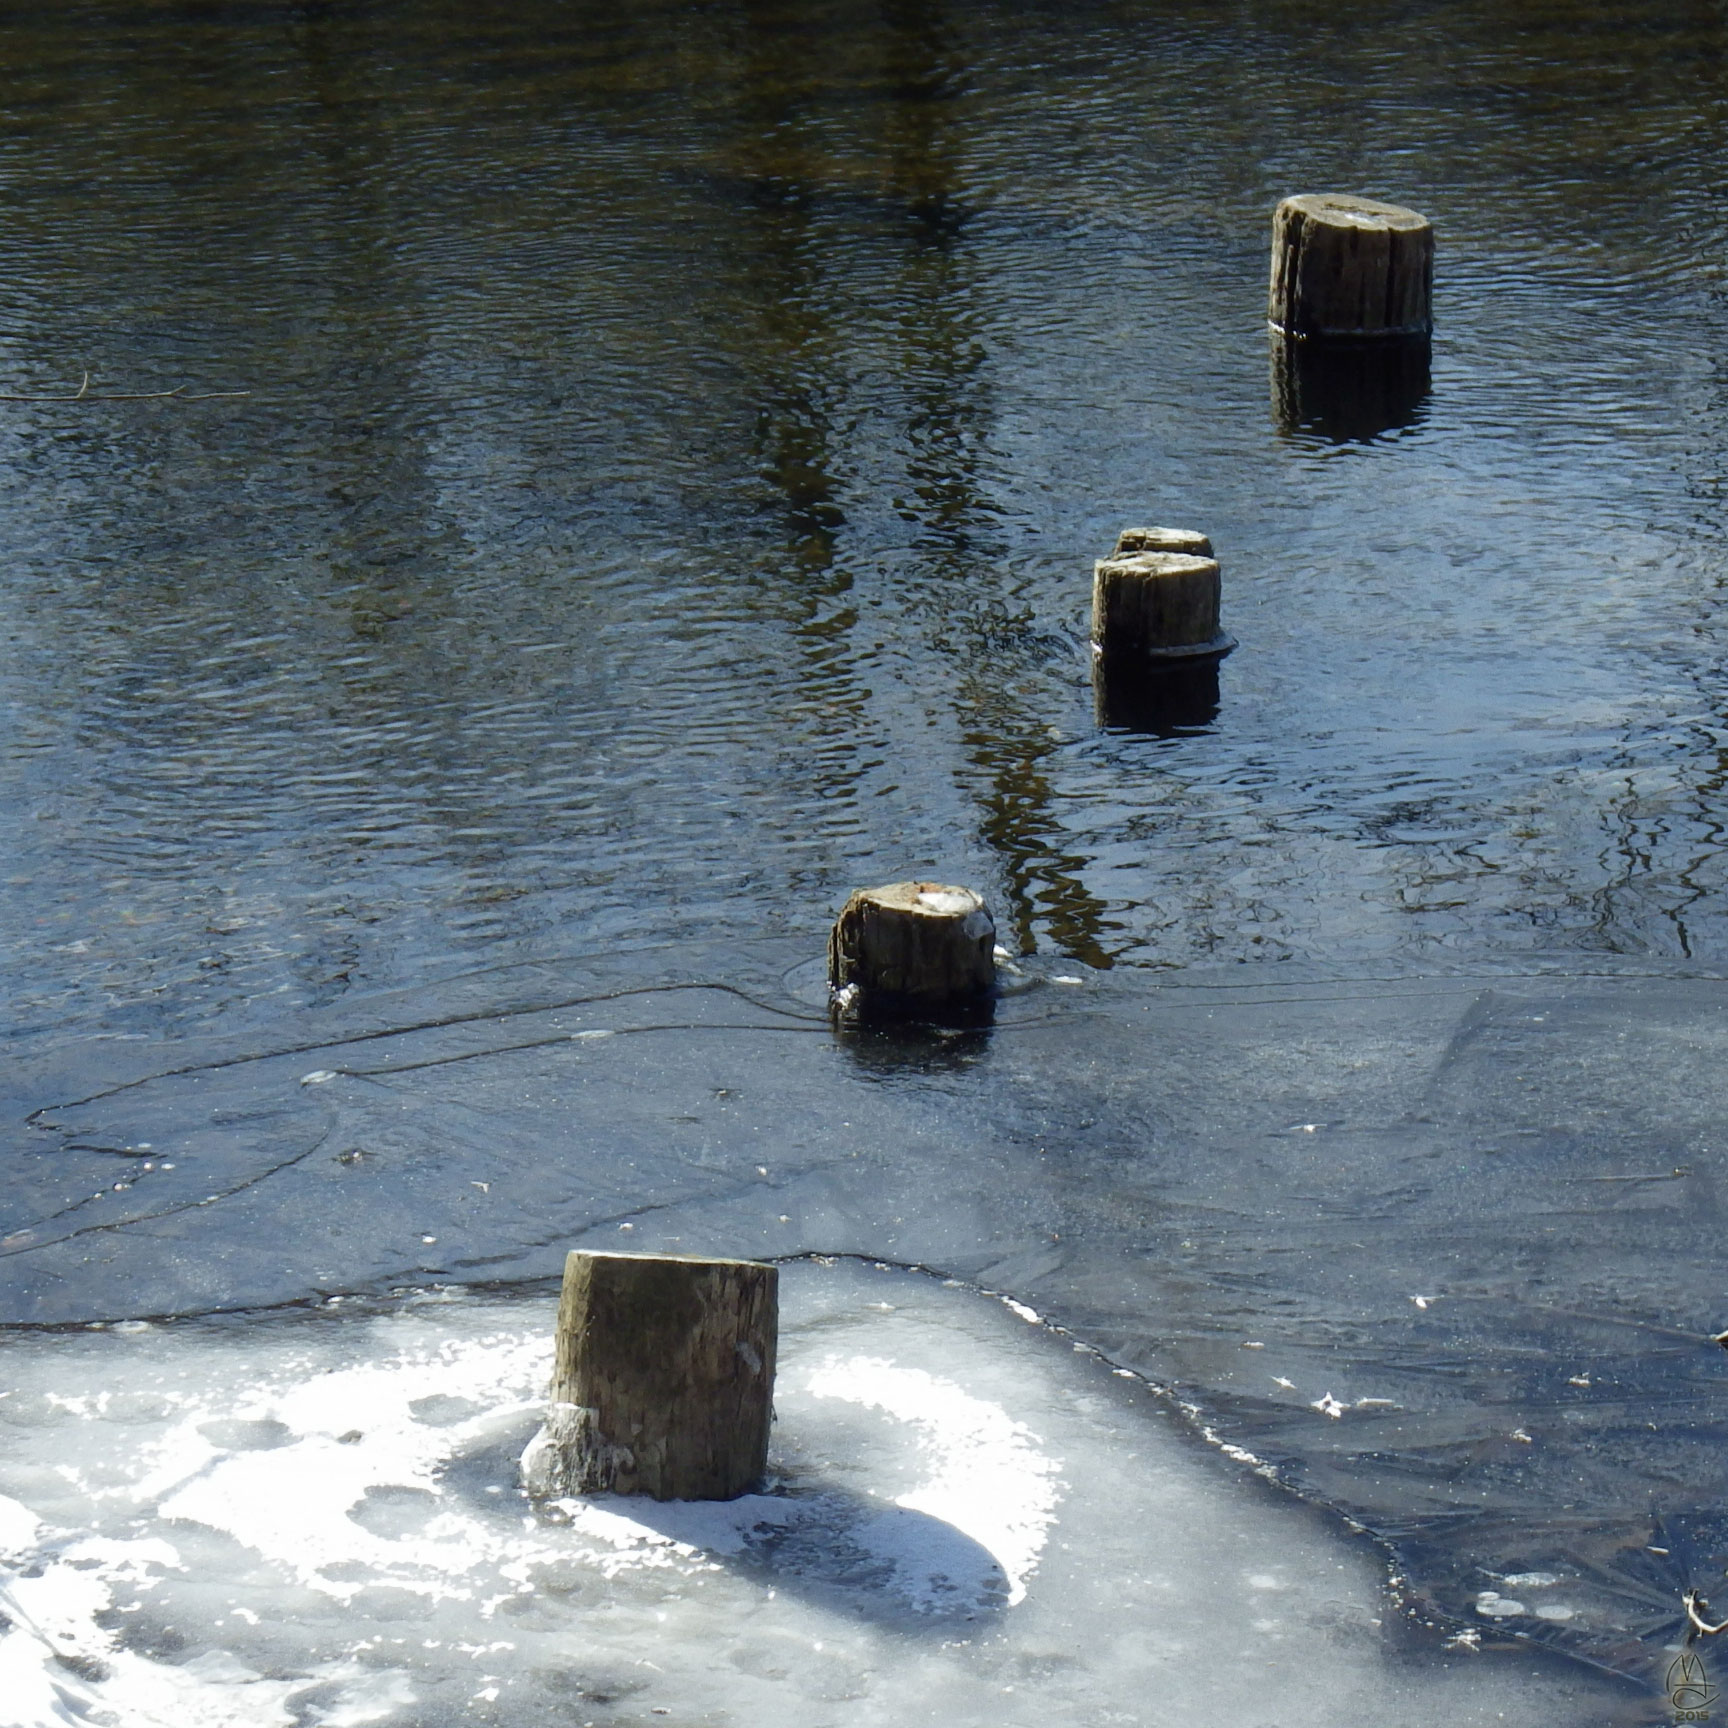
[2,0,1727,1708]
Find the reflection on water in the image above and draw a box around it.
[833,1016,995,1075]
[7,12,1727,1046]
[1270,334,1433,443]
[1092,655,1222,736]
[0,0,1723,1039]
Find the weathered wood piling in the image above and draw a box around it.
[1092,550,1228,663]
[1091,528,1233,730]
[520,1250,778,1502]
[829,880,996,1020]
[1111,525,1212,559]
[1268,194,1433,339]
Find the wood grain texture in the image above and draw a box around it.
[1268,194,1433,338]
[828,880,996,1016]
[1092,552,1222,656]
[521,1250,777,1502]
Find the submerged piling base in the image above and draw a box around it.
[1271,332,1431,442]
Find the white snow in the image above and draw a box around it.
[805,1356,1059,1606]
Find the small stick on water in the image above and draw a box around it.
[0,371,252,402]
[1685,1591,1728,1637]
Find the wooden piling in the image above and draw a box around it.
[520,1250,777,1502]
[828,880,995,1020]
[1268,194,1433,340]
[1092,551,1229,661]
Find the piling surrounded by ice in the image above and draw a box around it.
[519,1250,778,1503]
[828,881,996,1021]
[0,1262,1618,1728]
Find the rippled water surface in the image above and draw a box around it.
[1,0,1726,1710]
[2,0,1725,1032]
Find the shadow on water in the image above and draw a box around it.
[1270,333,1433,444]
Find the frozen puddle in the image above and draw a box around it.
[0,1262,1624,1727]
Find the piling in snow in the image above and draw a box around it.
[521,1250,778,1502]
[829,880,996,1021]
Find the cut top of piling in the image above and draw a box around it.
[562,1249,773,1271]
[1278,192,1428,232]
[856,880,988,921]
[1112,526,1213,558]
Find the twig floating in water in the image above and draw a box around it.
[0,371,251,403]
[1685,1591,1728,1637]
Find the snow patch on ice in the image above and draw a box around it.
[915,888,978,915]
[0,1269,1626,1728]
[0,1495,39,1558]
[157,1332,546,1602]
[805,1357,1059,1606]
[0,1562,306,1728]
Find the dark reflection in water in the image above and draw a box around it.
[1270,334,1433,444]
[834,1017,994,1073]
[1092,655,1223,736]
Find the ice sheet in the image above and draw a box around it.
[0,1263,1623,1727]
[4,942,1728,1697]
